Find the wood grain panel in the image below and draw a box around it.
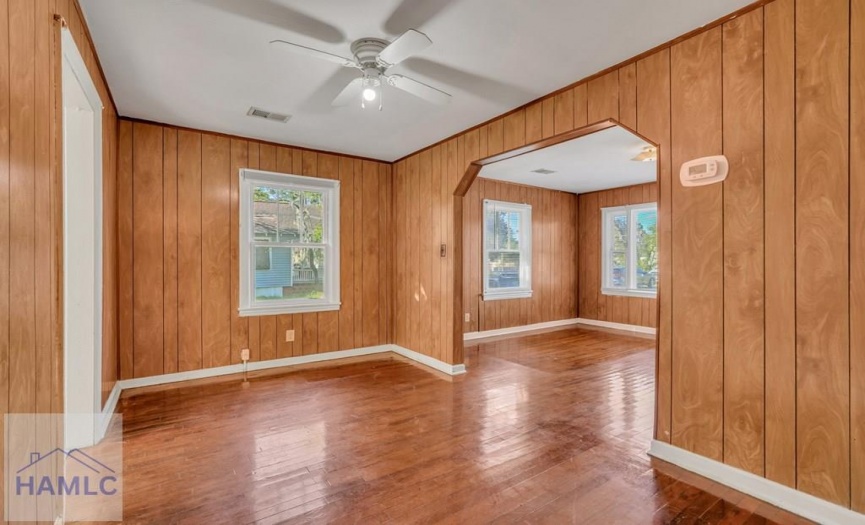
[132,123,164,378]
[9,0,37,420]
[554,89,574,134]
[795,0,850,505]
[525,101,543,143]
[246,142,261,361]
[576,184,658,328]
[177,130,203,372]
[587,71,619,122]
[636,49,671,442]
[572,83,588,128]
[852,0,865,512]
[763,0,796,488]
[722,8,765,476]
[119,120,392,377]
[118,120,134,379]
[229,139,248,363]
[201,134,231,368]
[670,28,724,461]
[463,179,577,333]
[618,64,637,129]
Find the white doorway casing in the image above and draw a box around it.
[61,27,104,449]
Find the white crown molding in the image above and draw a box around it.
[649,440,865,525]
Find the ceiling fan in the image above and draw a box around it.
[271,29,452,110]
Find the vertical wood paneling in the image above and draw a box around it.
[525,101,543,143]
[177,130,203,372]
[618,64,637,129]
[764,0,796,488]
[576,184,657,328]
[553,89,574,134]
[722,9,765,475]
[464,179,578,333]
[163,128,178,373]
[246,142,261,360]
[119,122,392,376]
[118,121,134,378]
[339,156,356,350]
[795,0,850,505]
[229,139,248,363]
[587,71,619,122]
[637,49,672,442]
[132,123,164,378]
[9,0,36,421]
[852,0,865,512]
[670,28,724,461]
[572,83,588,128]
[201,135,231,368]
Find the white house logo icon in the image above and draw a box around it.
[16,448,118,497]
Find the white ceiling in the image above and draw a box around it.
[79,0,753,161]
[480,125,655,194]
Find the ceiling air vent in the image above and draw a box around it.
[531,168,556,175]
[247,107,291,123]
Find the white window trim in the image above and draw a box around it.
[601,202,658,299]
[239,169,340,316]
[482,199,533,301]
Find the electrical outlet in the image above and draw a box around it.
[464,313,471,323]
[240,348,250,361]
[285,329,295,342]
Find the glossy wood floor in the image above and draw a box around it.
[116,327,811,524]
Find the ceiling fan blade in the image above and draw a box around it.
[332,78,364,107]
[387,74,451,105]
[271,40,358,68]
[377,29,432,67]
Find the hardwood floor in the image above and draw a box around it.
[114,327,811,524]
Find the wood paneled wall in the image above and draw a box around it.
[577,183,657,328]
[462,178,577,334]
[117,120,392,379]
[394,0,865,511]
[0,0,119,514]
[0,1,119,414]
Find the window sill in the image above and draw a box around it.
[601,288,657,299]
[239,302,340,317]
[483,290,533,301]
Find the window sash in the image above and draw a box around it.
[483,199,532,299]
[602,203,657,297]
[239,169,340,316]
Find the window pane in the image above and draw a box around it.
[255,247,271,270]
[254,247,325,301]
[608,213,628,288]
[253,186,324,243]
[634,208,658,291]
[486,207,521,250]
[487,251,521,289]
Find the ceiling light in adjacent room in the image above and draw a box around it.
[632,146,657,162]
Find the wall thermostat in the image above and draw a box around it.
[680,155,728,187]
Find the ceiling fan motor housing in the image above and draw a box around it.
[351,38,390,68]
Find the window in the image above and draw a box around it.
[483,199,532,300]
[239,169,340,316]
[602,203,658,298]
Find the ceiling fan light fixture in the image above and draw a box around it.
[632,146,658,162]
[361,68,382,110]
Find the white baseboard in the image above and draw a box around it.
[96,381,122,441]
[111,343,463,398]
[464,318,582,341]
[649,440,865,525]
[391,345,467,375]
[575,318,656,335]
[463,317,655,341]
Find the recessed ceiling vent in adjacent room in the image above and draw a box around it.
[531,168,556,175]
[247,107,291,123]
